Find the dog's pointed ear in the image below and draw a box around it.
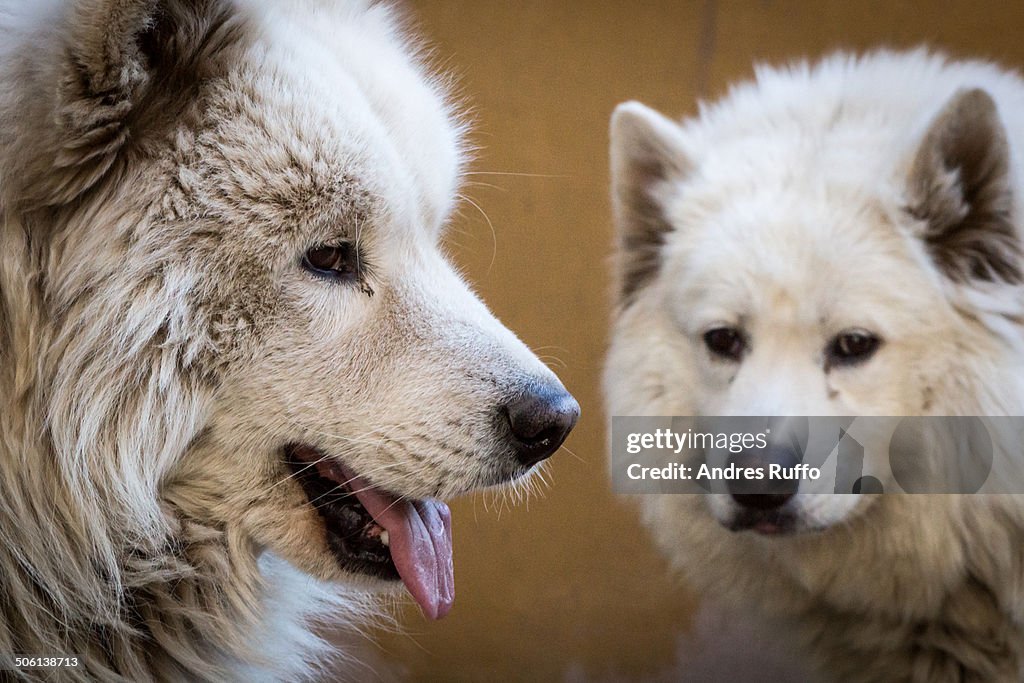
[907,88,1021,285]
[610,101,691,306]
[37,0,238,204]
[55,0,163,176]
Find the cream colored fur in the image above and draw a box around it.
[0,0,563,680]
[606,50,1024,681]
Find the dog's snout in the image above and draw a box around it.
[504,386,580,468]
[728,444,801,510]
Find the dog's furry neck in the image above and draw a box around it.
[793,500,1024,680]
[0,1,371,674]
[0,217,366,680]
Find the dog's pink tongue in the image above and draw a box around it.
[351,479,454,620]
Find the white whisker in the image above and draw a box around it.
[456,192,497,274]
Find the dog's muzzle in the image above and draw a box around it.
[726,443,801,534]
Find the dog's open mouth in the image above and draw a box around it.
[284,444,454,619]
[729,508,797,535]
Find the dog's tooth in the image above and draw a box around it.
[379,530,389,546]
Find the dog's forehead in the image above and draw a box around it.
[664,184,934,325]
[191,82,390,243]
[672,180,891,263]
[186,5,462,245]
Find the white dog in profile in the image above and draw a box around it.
[0,0,577,679]
[605,49,1024,681]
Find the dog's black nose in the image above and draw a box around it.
[727,444,801,510]
[504,385,580,467]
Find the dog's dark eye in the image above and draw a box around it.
[703,327,746,361]
[302,243,359,282]
[827,330,881,367]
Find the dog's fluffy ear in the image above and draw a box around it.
[610,102,691,306]
[907,88,1021,285]
[40,0,239,204]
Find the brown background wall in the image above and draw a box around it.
[363,2,1024,680]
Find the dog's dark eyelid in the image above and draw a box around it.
[703,327,746,362]
[301,243,367,286]
[827,331,882,366]
[306,246,341,270]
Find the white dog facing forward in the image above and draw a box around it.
[605,50,1024,681]
[0,0,578,680]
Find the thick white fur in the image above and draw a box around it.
[0,0,563,680]
[606,50,1024,681]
